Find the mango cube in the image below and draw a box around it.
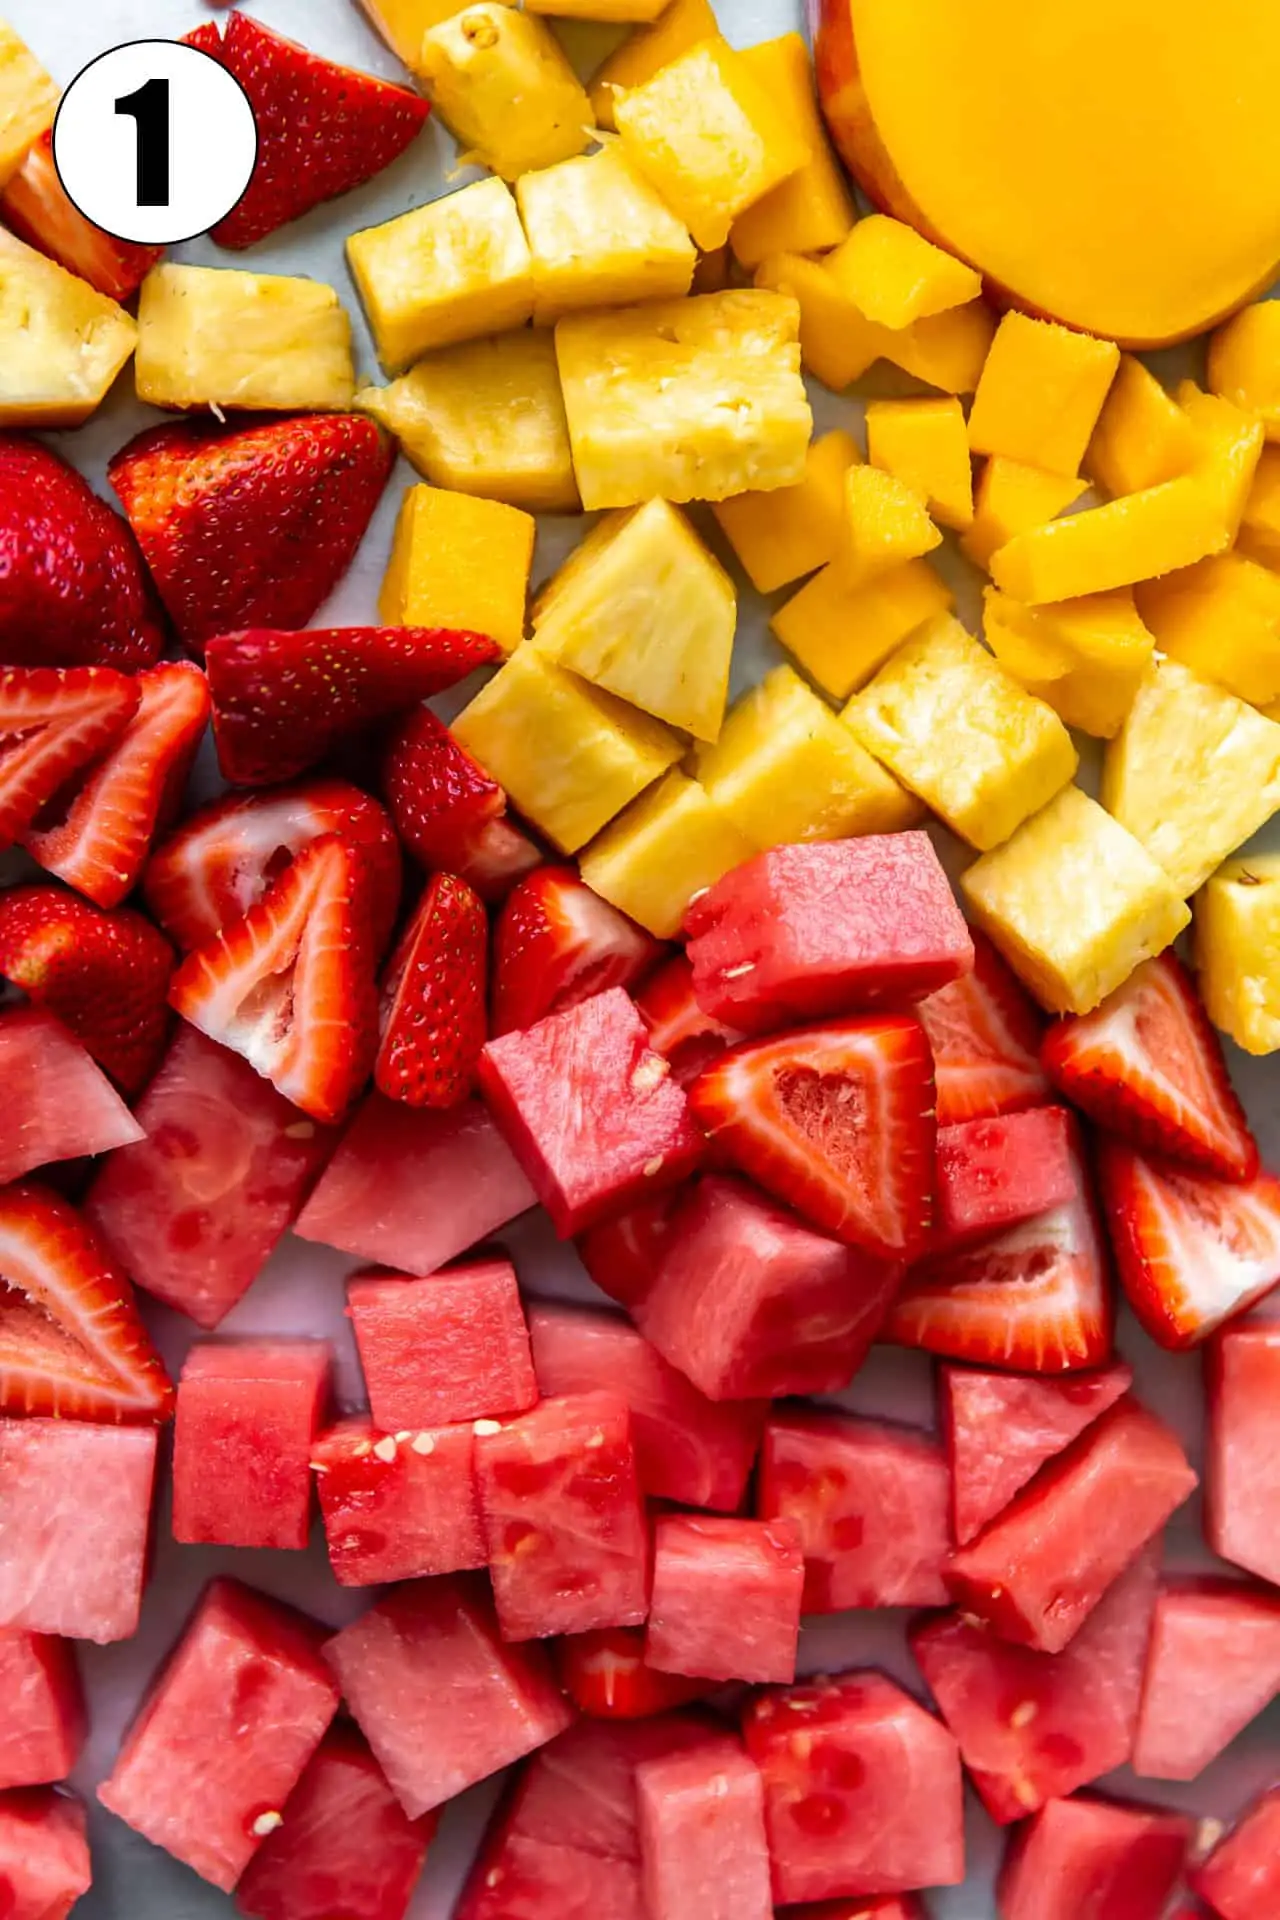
[866,396,973,531]
[516,147,694,326]
[961,458,1088,571]
[554,290,811,510]
[983,588,1154,740]
[453,648,682,855]
[840,464,941,582]
[419,6,593,181]
[989,476,1229,603]
[1240,446,1280,568]
[753,253,886,391]
[1137,554,1280,708]
[825,215,981,329]
[1086,355,1196,498]
[968,311,1120,477]
[1195,856,1280,1055]
[1101,657,1280,897]
[961,785,1190,1016]
[527,0,668,16]
[843,615,1078,851]
[711,429,860,593]
[0,230,136,427]
[355,0,469,70]
[380,484,534,656]
[729,35,856,267]
[1209,300,1280,440]
[347,178,533,375]
[0,21,55,181]
[1176,380,1265,541]
[883,300,997,397]
[589,0,720,132]
[135,265,353,412]
[580,771,754,938]
[772,557,953,702]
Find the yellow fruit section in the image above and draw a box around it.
[729,35,856,267]
[526,0,669,17]
[1086,355,1196,498]
[1137,554,1280,708]
[968,311,1120,477]
[516,148,694,325]
[884,301,997,397]
[753,253,887,391]
[825,215,981,329]
[773,557,953,702]
[962,459,1087,571]
[355,0,475,70]
[983,588,1154,739]
[589,0,721,132]
[419,5,594,180]
[866,396,973,531]
[0,21,54,181]
[135,265,353,412]
[711,429,860,594]
[989,475,1229,603]
[1240,447,1280,569]
[380,484,535,657]
[0,230,137,428]
[1195,856,1280,1055]
[580,771,755,938]
[1209,301,1280,441]
[1176,381,1265,542]
[840,464,941,582]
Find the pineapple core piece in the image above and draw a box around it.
[729,34,856,268]
[772,557,953,703]
[712,429,860,594]
[531,499,735,742]
[419,5,594,181]
[380,483,534,657]
[1195,855,1280,1056]
[135,265,354,412]
[1086,355,1197,498]
[0,230,137,428]
[962,458,1087,571]
[580,770,755,939]
[968,310,1121,478]
[0,22,55,183]
[555,289,811,510]
[1137,553,1280,708]
[516,147,694,326]
[589,0,720,133]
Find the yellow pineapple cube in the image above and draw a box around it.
[753,253,887,391]
[135,265,352,412]
[354,0,475,71]
[356,330,577,515]
[555,290,811,511]
[961,459,1088,571]
[516,147,694,326]
[1240,446,1280,569]
[527,0,668,16]
[1176,380,1265,542]
[1209,300,1280,440]
[696,663,920,849]
[419,6,593,181]
[711,429,859,593]
[961,785,1190,1015]
[580,771,754,938]
[843,614,1078,851]
[1101,657,1280,897]
[825,216,981,330]
[589,0,720,131]
[772,557,953,702]
[380,484,534,656]
[866,396,973,531]
[614,38,809,252]
[453,648,682,855]
[989,476,1229,604]
[1085,355,1196,498]
[531,499,735,741]
[883,300,997,397]
[840,464,941,583]
[1195,856,1280,1055]
[1137,554,1280,708]
[982,588,1154,740]
[347,178,533,376]
[969,311,1120,477]
[729,35,856,268]
[0,21,54,182]
[0,230,136,427]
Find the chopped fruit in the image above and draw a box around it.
[348,1257,536,1431]
[968,313,1119,477]
[934,1106,1078,1251]
[637,1734,773,1920]
[1196,853,1280,1056]
[517,147,694,325]
[989,474,1229,602]
[380,705,515,886]
[492,867,660,1039]
[172,1341,329,1551]
[99,1580,340,1890]
[380,483,534,658]
[743,1672,965,1904]
[636,955,743,1091]
[827,215,980,328]
[313,1416,485,1587]
[711,429,860,593]
[576,1188,683,1311]
[646,1515,802,1684]
[1,131,161,300]
[0,1789,91,1920]
[1192,1785,1280,1920]
[0,22,55,178]
[555,1628,709,1721]
[1240,443,1280,566]
[916,929,1051,1126]
[580,771,756,941]
[773,554,954,702]
[1086,354,1197,495]
[729,34,855,266]
[877,299,998,395]
[348,178,534,374]
[0,1633,84,1791]
[839,463,943,582]
[376,873,487,1110]
[962,458,1088,571]
[1208,1322,1280,1588]
[507,1715,716,1865]
[753,249,888,390]
[1176,380,1264,537]
[1209,298,1280,439]
[0,229,137,428]
[421,4,593,180]
[135,264,355,412]
[0,1008,144,1185]
[982,585,1155,739]
[759,1411,950,1610]
[1133,1577,1280,1780]
[998,1796,1190,1920]
[1139,551,1280,706]
[0,664,137,850]
[866,397,974,531]
[589,0,720,130]
[555,290,811,510]
[355,0,463,68]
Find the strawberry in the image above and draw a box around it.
[553,1627,710,1720]
[169,834,379,1124]
[0,888,174,1095]
[375,872,488,1109]
[1043,953,1258,1182]
[688,1016,936,1259]
[208,627,500,787]
[0,668,139,852]
[108,414,395,653]
[492,867,662,1036]
[0,439,166,672]
[916,928,1051,1126]
[0,1182,173,1423]
[635,953,744,1088]
[0,131,162,300]
[1097,1138,1280,1349]
[23,663,210,910]
[381,705,541,901]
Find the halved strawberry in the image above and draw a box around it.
[169,834,378,1124]
[634,954,744,1088]
[381,705,541,902]
[1097,1138,1280,1348]
[0,1183,173,1423]
[1043,953,1258,1182]
[0,131,162,300]
[553,1627,709,1720]
[375,873,487,1110]
[0,667,138,851]
[208,627,500,787]
[688,1016,936,1259]
[492,867,662,1037]
[917,928,1051,1126]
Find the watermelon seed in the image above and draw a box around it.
[412,1432,437,1455]
[643,1155,665,1177]
[251,1811,283,1837]
[474,1419,503,1436]
[1009,1700,1038,1728]
[373,1436,398,1463]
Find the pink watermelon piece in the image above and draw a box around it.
[646,1515,803,1686]
[933,1105,1079,1252]
[0,1786,91,1920]
[172,1340,331,1551]
[0,1633,85,1792]
[636,1734,772,1920]
[1192,1783,1280,1920]
[576,1190,683,1312]
[0,1006,143,1185]
[312,1417,486,1587]
[998,1796,1190,1920]
[458,1829,644,1920]
[347,1256,536,1431]
[1132,1576,1280,1781]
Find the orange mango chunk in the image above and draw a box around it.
[753,253,886,390]
[1086,355,1196,498]
[866,396,973,531]
[1209,300,1280,441]
[1137,553,1280,708]
[840,463,942,583]
[825,214,981,329]
[730,35,856,267]
[1240,446,1280,569]
[711,430,860,594]
[1176,380,1265,541]
[380,484,534,656]
[589,0,720,132]
[962,458,1088,571]
[989,476,1229,604]
[983,587,1155,739]
[771,556,953,701]
[968,311,1120,477]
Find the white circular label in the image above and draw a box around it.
[53,39,258,247]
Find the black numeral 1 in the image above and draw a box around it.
[115,76,170,207]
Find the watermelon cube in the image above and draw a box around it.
[527,1301,766,1511]
[635,954,744,1088]
[323,1576,575,1818]
[684,835,974,1035]
[458,1828,642,1920]
[312,1417,485,1586]
[998,1795,1191,1920]
[347,1257,537,1430]
[474,1390,649,1640]
[295,1092,536,1275]
[235,1723,436,1920]
[646,1515,803,1684]
[87,1026,335,1329]
[945,1398,1198,1652]
[0,1787,91,1920]
[933,1105,1078,1251]
[1192,1783,1280,1920]
[637,1175,903,1401]
[759,1411,951,1610]
[743,1672,965,1903]
[0,1006,143,1185]
[636,1734,772,1920]
[1207,1321,1280,1587]
[172,1340,330,1551]
[778,1904,926,1920]
[1131,1577,1280,1780]
[576,1190,682,1312]
[554,1627,711,1721]
[916,927,1050,1126]
[98,1579,340,1892]
[0,1633,85,1791]
[0,1420,157,1643]
[478,988,705,1237]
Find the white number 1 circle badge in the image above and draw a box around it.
[53,39,258,246]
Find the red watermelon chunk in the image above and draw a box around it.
[475,1390,649,1641]
[347,1257,536,1430]
[312,1417,485,1587]
[646,1514,803,1685]
[933,1106,1078,1251]
[576,1190,682,1312]
[1207,1321,1280,1587]
[98,1579,340,1892]
[172,1340,330,1551]
[916,929,1050,1126]
[997,1795,1191,1920]
[509,1715,714,1863]
[0,1786,91,1920]
[0,1006,143,1184]
[1132,1577,1280,1781]
[554,1628,711,1721]
[636,1734,773,1920]
[1191,1783,1280,1920]
[457,1827,644,1920]
[0,1633,85,1791]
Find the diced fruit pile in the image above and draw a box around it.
[1,0,1280,1916]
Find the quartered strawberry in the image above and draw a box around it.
[376,872,488,1110]
[108,414,395,653]
[208,627,500,787]
[0,888,174,1095]
[688,1016,936,1259]
[1043,953,1258,1182]
[916,928,1051,1126]
[634,953,744,1089]
[22,663,209,910]
[1097,1138,1280,1348]
[169,834,379,1124]
[0,1183,173,1423]
[553,1627,709,1720]
[0,131,162,299]
[381,705,541,902]
[492,867,662,1037]
[0,668,139,851]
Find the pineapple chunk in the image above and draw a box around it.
[354,0,474,71]
[380,484,534,656]
[825,215,981,329]
[1176,381,1265,542]
[1195,856,1280,1055]
[772,558,953,702]
[1209,300,1280,441]
[356,331,577,514]
[968,312,1120,477]
[1137,554,1280,708]
[840,464,942,582]
[531,499,735,741]
[580,771,754,938]
[419,6,594,181]
[135,265,352,412]
[711,429,860,594]
[1240,446,1280,569]
[453,648,682,854]
[754,252,887,391]
[554,290,811,511]
[0,230,136,427]
[697,663,921,848]
[962,785,1190,1016]
[347,178,533,376]
[1085,355,1196,498]
[0,21,54,182]
[516,147,694,326]
[589,0,720,132]
[729,35,856,268]
[962,459,1088,571]
[866,397,973,531]
[614,38,809,252]
[983,587,1154,740]
[527,0,668,15]
[989,476,1229,604]
[843,614,1078,851]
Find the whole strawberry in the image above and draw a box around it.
[377,872,488,1109]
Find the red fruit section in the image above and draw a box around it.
[171,1340,330,1551]
[646,1514,803,1684]
[0,663,139,848]
[1192,1783,1280,1920]
[0,1633,85,1791]
[916,928,1050,1125]
[375,871,488,1110]
[933,1105,1078,1250]
[348,1257,536,1431]
[0,1005,143,1184]
[554,1628,709,1721]
[636,1735,772,1920]
[576,1190,681,1312]
[781,1903,926,1920]
[635,953,744,1087]
[0,1786,92,1919]
[0,130,162,299]
[998,1795,1191,1920]
[493,866,662,1037]
[1207,1321,1280,1587]
[1132,1578,1280,1780]
[312,1417,486,1587]
[459,1827,643,1920]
